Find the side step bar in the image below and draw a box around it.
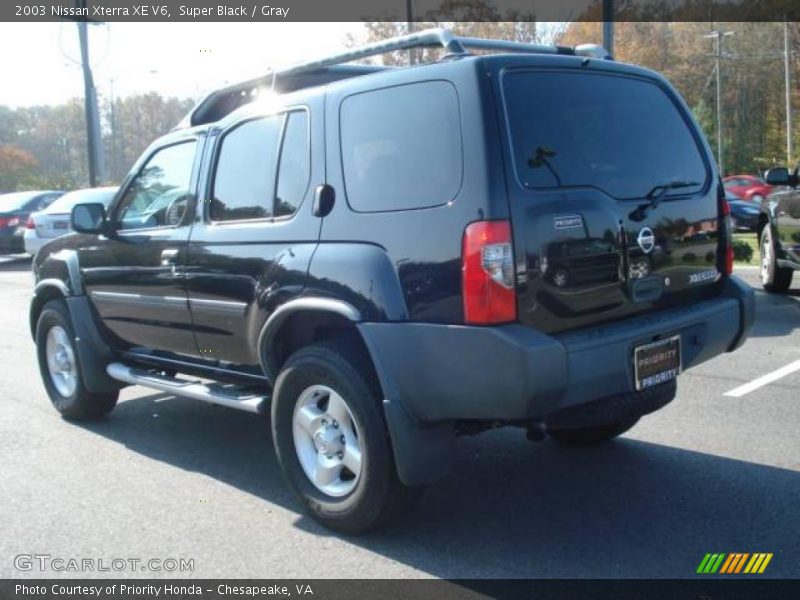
[106,362,269,414]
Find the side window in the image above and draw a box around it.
[275,111,310,218]
[211,115,283,222]
[340,81,463,212]
[116,141,197,231]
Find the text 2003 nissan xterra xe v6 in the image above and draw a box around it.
[30,30,754,533]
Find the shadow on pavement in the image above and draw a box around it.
[79,392,800,578]
[749,288,800,338]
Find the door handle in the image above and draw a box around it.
[161,248,180,266]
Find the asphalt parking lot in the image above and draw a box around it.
[0,255,798,579]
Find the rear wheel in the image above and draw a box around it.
[271,341,419,534]
[760,226,793,293]
[547,417,640,446]
[35,300,118,420]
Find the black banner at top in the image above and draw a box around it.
[4,0,800,23]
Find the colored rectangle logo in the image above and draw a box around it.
[697,553,772,574]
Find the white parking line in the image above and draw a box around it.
[724,359,800,397]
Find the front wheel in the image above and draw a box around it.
[547,417,640,446]
[760,226,793,293]
[271,341,419,534]
[35,300,118,420]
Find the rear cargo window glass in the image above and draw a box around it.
[340,81,463,212]
[503,71,707,200]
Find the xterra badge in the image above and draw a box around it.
[554,215,583,230]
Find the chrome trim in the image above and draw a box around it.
[90,291,188,307]
[188,297,248,316]
[106,362,268,414]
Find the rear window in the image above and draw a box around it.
[340,80,463,212]
[503,71,708,200]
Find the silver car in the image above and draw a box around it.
[24,187,117,255]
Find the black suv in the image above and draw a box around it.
[30,29,754,533]
[758,167,800,293]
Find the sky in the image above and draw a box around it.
[0,22,366,107]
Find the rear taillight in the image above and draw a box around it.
[720,195,733,275]
[0,217,17,229]
[25,217,35,229]
[462,220,516,325]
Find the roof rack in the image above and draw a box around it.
[180,28,612,128]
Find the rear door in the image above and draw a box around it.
[495,63,721,333]
[185,98,322,367]
[81,136,202,356]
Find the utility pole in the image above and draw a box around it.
[705,29,734,176]
[785,21,794,166]
[602,0,614,56]
[76,0,105,186]
[406,0,416,65]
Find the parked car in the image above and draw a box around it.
[0,190,64,254]
[726,192,761,233]
[723,174,772,204]
[758,167,800,293]
[29,29,754,534]
[24,187,117,256]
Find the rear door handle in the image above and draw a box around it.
[161,248,180,266]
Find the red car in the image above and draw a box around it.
[723,174,772,203]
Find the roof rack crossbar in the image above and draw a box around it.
[456,36,573,56]
[273,28,468,78]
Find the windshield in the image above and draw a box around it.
[0,192,39,212]
[503,71,708,200]
[45,188,117,214]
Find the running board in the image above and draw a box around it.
[106,362,269,414]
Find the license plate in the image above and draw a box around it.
[634,335,681,391]
[51,221,68,230]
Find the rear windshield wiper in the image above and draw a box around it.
[629,180,700,221]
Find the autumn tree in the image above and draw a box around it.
[0,145,38,192]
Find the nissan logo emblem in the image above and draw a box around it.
[637,227,656,254]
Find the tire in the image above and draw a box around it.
[547,416,640,446]
[760,226,793,293]
[271,340,419,534]
[35,300,118,420]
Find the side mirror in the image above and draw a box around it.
[71,203,108,234]
[764,167,798,187]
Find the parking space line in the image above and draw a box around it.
[723,359,800,397]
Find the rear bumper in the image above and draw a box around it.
[23,231,46,255]
[0,230,25,254]
[360,276,754,424]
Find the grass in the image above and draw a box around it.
[732,232,759,265]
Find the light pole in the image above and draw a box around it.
[602,0,614,56]
[785,21,794,166]
[705,29,734,176]
[75,0,105,186]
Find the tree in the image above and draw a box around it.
[0,145,37,192]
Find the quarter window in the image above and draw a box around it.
[275,111,310,218]
[116,141,197,230]
[340,81,463,212]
